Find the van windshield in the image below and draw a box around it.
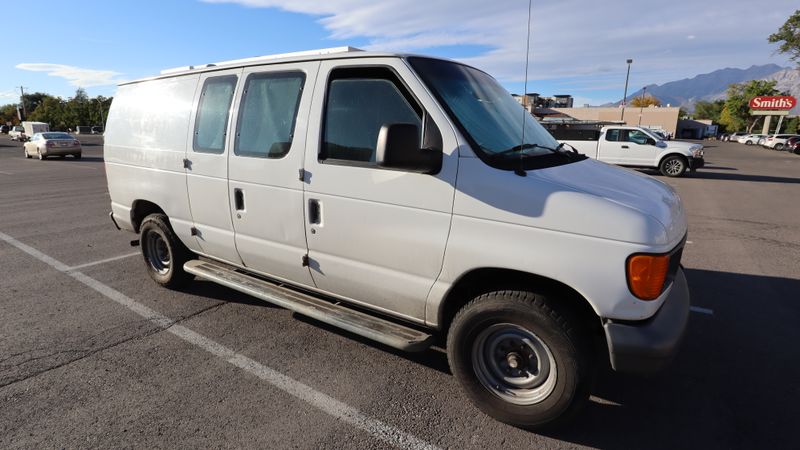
[408,57,582,170]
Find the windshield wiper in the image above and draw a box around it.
[491,142,577,159]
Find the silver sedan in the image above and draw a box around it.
[23,132,82,160]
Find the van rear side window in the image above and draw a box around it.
[235,72,305,158]
[194,75,237,154]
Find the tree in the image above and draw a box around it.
[718,80,779,132]
[693,100,725,122]
[630,95,661,107]
[769,9,800,65]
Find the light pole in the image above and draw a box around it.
[620,59,633,122]
[638,86,647,126]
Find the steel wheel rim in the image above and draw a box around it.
[144,231,171,275]
[471,323,557,405]
[665,159,683,175]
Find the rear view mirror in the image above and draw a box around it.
[376,119,442,174]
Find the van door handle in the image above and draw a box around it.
[234,188,245,211]
[308,199,321,225]
[621,145,629,149]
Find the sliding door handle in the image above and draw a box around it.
[621,145,629,149]
[234,188,245,211]
[308,199,321,225]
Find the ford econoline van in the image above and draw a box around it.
[105,47,690,429]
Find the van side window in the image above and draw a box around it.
[321,67,421,164]
[235,72,305,159]
[194,75,237,154]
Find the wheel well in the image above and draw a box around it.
[659,153,688,168]
[439,268,602,339]
[130,200,166,233]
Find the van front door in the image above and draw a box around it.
[227,62,318,287]
[302,60,458,321]
[185,69,243,265]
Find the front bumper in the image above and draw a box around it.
[603,267,690,373]
[688,156,704,171]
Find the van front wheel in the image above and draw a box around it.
[447,290,593,430]
[140,214,193,288]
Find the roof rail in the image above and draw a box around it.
[159,46,363,75]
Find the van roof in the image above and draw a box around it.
[121,46,449,86]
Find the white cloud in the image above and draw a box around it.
[15,63,125,88]
[204,0,796,100]
[0,89,18,101]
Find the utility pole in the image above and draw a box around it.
[620,59,633,122]
[638,86,647,126]
[17,86,27,120]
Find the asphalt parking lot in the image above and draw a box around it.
[1,134,798,449]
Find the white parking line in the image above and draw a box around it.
[0,170,12,175]
[0,230,438,450]
[66,252,140,271]
[690,306,714,315]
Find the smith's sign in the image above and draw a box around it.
[749,96,796,110]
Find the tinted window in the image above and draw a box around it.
[194,75,237,153]
[42,132,72,139]
[322,69,421,163]
[605,129,621,141]
[235,72,305,158]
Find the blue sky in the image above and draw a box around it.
[1,0,797,107]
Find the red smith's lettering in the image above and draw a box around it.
[749,96,797,110]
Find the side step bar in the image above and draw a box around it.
[184,260,435,352]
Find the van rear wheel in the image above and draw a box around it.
[140,214,194,288]
[447,290,593,430]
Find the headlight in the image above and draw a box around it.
[692,148,704,157]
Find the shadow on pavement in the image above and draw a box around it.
[546,268,800,449]
[687,171,800,184]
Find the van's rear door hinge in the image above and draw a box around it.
[301,254,309,267]
[298,168,306,182]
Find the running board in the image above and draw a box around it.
[184,260,435,352]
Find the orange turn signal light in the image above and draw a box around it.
[626,254,670,300]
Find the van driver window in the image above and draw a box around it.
[321,68,421,164]
[194,75,237,154]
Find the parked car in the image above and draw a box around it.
[725,132,748,142]
[763,134,800,150]
[785,136,800,154]
[9,125,25,141]
[551,125,704,177]
[104,47,690,430]
[91,126,103,134]
[738,134,766,145]
[23,132,82,159]
[0,124,9,134]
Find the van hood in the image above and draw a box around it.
[531,159,687,245]
[455,157,687,247]
[665,140,703,153]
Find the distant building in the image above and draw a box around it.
[551,106,681,136]
[512,93,573,111]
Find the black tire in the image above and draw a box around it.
[774,144,783,151]
[745,140,752,145]
[139,214,194,288]
[24,148,31,159]
[447,290,593,430]
[74,153,82,159]
[659,155,687,177]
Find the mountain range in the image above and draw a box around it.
[604,64,800,113]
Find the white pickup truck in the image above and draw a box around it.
[551,125,704,177]
[9,121,50,142]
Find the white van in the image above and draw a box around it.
[105,47,690,429]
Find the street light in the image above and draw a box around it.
[620,59,633,122]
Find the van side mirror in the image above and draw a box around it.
[646,137,656,146]
[376,119,442,174]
